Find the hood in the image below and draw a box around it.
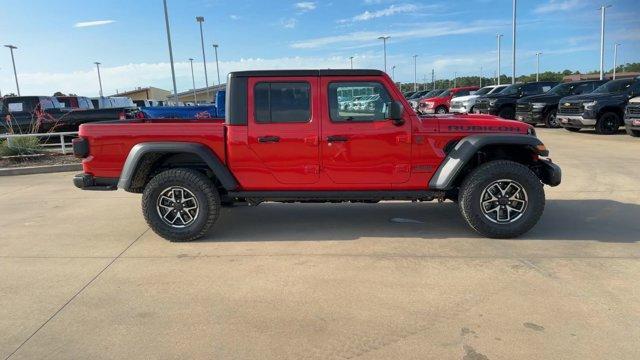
[419,96,447,103]
[561,92,628,102]
[483,92,519,100]
[434,113,532,135]
[518,93,561,104]
[451,94,479,102]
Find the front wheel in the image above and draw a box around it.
[544,109,560,128]
[435,106,448,114]
[458,160,545,239]
[595,112,621,135]
[142,168,221,242]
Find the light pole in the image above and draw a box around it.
[535,52,542,82]
[412,55,418,91]
[163,0,179,103]
[212,44,221,86]
[496,34,503,85]
[613,43,620,79]
[431,69,435,90]
[4,45,20,96]
[480,66,483,87]
[598,5,611,80]
[349,56,354,69]
[511,0,517,84]
[391,65,396,82]
[188,58,197,104]
[454,72,457,88]
[94,62,103,97]
[196,16,209,90]
[378,36,390,73]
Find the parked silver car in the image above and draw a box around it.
[449,85,508,114]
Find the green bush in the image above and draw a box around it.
[0,136,42,156]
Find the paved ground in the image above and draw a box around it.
[1,128,639,360]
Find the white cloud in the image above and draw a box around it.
[281,18,298,29]
[229,14,240,20]
[351,3,418,21]
[295,2,317,12]
[534,0,583,14]
[291,21,503,49]
[74,20,116,28]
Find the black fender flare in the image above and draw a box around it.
[428,134,547,190]
[117,142,239,191]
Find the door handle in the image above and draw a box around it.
[257,136,280,143]
[327,135,349,143]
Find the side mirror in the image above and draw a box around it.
[387,101,405,125]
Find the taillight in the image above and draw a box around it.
[72,137,89,158]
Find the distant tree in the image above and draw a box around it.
[53,91,66,96]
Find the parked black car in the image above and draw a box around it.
[474,81,558,119]
[624,96,640,137]
[515,80,607,128]
[557,77,640,134]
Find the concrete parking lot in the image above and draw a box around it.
[1,128,639,359]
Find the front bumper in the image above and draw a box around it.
[73,173,118,191]
[475,107,499,115]
[515,111,544,125]
[535,159,562,187]
[450,104,470,114]
[557,114,596,128]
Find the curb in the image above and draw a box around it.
[0,163,82,176]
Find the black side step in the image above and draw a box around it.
[226,190,445,202]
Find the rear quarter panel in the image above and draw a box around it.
[79,119,225,178]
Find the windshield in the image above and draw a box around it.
[474,87,493,96]
[422,89,444,98]
[439,89,452,97]
[547,83,576,97]
[592,79,634,94]
[500,84,523,95]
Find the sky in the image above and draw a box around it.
[0,0,638,97]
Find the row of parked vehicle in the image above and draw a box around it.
[403,76,640,136]
[1,92,226,134]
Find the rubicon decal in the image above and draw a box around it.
[448,125,522,133]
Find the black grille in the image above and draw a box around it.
[475,100,490,110]
[627,105,640,115]
[558,102,583,115]
[516,103,531,112]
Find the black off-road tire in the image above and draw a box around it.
[142,168,221,242]
[498,106,515,120]
[436,106,448,114]
[458,160,545,239]
[544,109,560,128]
[595,112,621,135]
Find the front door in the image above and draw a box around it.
[247,77,320,184]
[320,78,411,186]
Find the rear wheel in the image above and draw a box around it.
[544,109,560,128]
[595,112,621,135]
[498,106,515,119]
[142,168,221,242]
[458,160,545,239]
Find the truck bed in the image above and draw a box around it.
[78,118,226,178]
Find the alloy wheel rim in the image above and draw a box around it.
[479,179,528,224]
[156,186,200,228]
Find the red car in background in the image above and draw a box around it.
[418,86,480,114]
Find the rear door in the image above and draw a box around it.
[320,77,411,186]
[247,77,320,184]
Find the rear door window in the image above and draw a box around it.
[254,82,311,123]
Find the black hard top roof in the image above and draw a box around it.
[229,69,384,78]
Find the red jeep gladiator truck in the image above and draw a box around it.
[72,70,561,241]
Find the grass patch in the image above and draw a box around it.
[0,136,42,156]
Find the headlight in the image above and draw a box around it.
[532,103,546,108]
[583,101,597,110]
[423,102,434,108]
